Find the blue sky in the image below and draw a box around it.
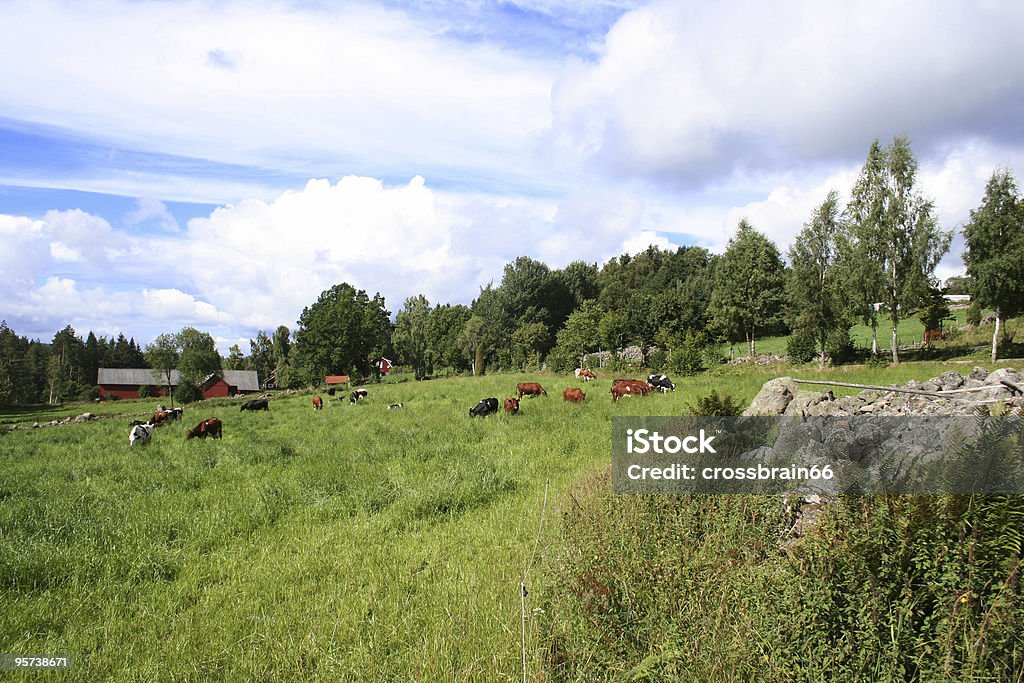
[2,0,1023,353]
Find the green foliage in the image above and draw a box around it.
[685,390,743,416]
[709,219,787,357]
[291,282,392,379]
[844,136,953,364]
[393,294,432,378]
[786,327,818,364]
[967,302,983,326]
[144,332,180,400]
[137,384,151,399]
[176,327,222,386]
[667,330,709,376]
[963,168,1024,361]
[917,285,954,333]
[172,379,202,404]
[541,479,1024,681]
[788,190,850,364]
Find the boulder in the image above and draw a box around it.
[743,377,798,416]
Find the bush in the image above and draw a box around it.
[173,379,203,404]
[686,390,743,416]
[77,386,100,402]
[137,384,151,399]
[668,330,708,376]
[966,302,982,327]
[786,328,818,364]
[826,327,856,365]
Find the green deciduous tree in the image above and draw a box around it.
[963,168,1024,362]
[292,283,392,381]
[709,219,787,358]
[177,327,222,386]
[788,190,849,366]
[845,137,951,364]
[145,333,180,406]
[393,295,432,379]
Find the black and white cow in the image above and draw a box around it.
[647,374,676,393]
[350,389,368,404]
[388,403,404,410]
[469,397,499,417]
[129,422,154,446]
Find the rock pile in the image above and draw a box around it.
[745,367,1024,418]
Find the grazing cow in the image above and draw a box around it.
[611,381,652,401]
[129,422,154,446]
[327,387,336,396]
[648,374,676,393]
[240,398,270,412]
[469,397,499,417]
[350,389,368,404]
[388,403,404,410]
[151,410,172,425]
[574,368,597,382]
[187,417,223,440]
[504,397,520,414]
[923,327,941,344]
[516,382,547,399]
[169,407,183,421]
[312,396,323,410]
[563,387,586,403]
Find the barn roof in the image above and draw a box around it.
[223,370,260,392]
[325,375,350,385]
[98,368,179,386]
[98,368,259,391]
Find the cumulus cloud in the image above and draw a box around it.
[548,0,1024,184]
[124,198,180,233]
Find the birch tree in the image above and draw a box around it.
[963,168,1024,362]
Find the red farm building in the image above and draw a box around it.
[97,368,260,401]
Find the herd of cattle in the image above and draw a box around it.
[126,370,677,445]
[468,372,676,417]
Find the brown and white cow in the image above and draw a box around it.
[574,368,596,382]
[312,396,323,410]
[187,417,223,440]
[610,380,652,401]
[516,382,547,399]
[563,387,585,403]
[504,397,520,414]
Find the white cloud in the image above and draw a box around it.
[549,0,1024,183]
[124,198,180,233]
[0,0,558,196]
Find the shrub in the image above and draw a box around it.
[173,379,203,404]
[686,390,743,416]
[786,328,817,364]
[966,302,982,327]
[137,384,151,399]
[668,330,708,376]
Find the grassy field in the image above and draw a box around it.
[1,361,1021,680]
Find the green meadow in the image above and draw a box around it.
[1,361,1022,680]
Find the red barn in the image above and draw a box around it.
[97,369,260,400]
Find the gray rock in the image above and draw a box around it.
[968,367,990,381]
[743,377,798,416]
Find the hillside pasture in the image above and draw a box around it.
[1,362,1017,680]
[1,373,703,680]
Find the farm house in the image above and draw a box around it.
[97,369,260,400]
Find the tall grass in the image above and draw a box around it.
[1,362,1019,680]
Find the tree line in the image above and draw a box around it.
[2,137,1021,406]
